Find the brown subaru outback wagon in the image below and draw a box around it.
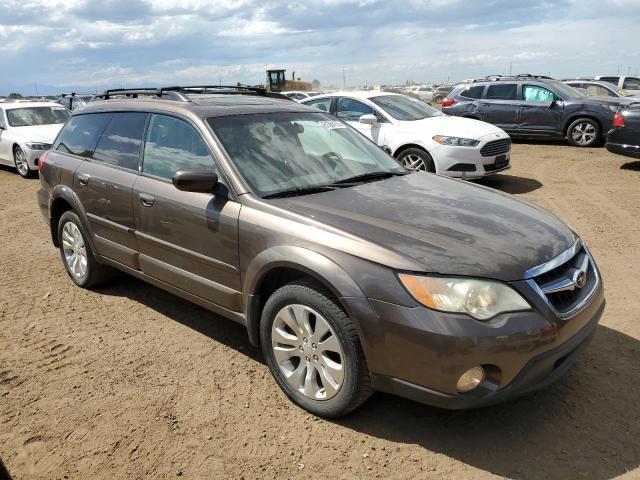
[37,86,605,417]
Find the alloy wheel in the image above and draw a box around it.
[400,153,426,171]
[271,304,345,400]
[571,122,596,146]
[14,149,29,176]
[61,222,88,278]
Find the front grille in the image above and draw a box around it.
[530,244,598,316]
[480,138,511,157]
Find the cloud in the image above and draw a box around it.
[1,0,639,94]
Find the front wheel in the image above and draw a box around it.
[260,279,372,418]
[396,147,436,173]
[567,118,601,147]
[13,147,34,178]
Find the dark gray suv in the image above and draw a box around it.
[443,74,635,147]
[37,86,605,417]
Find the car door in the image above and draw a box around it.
[0,108,11,164]
[476,83,519,131]
[133,113,242,312]
[335,97,386,145]
[69,112,147,269]
[517,84,564,136]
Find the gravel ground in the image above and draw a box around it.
[0,142,639,480]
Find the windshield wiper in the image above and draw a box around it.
[330,171,407,185]
[262,185,335,199]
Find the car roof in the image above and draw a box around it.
[76,94,315,119]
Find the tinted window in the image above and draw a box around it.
[336,98,374,121]
[486,84,517,100]
[306,97,332,112]
[623,77,640,89]
[460,85,485,99]
[7,106,70,126]
[54,113,111,158]
[93,112,148,170]
[522,85,556,102]
[142,114,214,180]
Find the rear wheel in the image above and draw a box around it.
[260,279,372,418]
[396,147,435,173]
[13,146,34,178]
[567,118,601,147]
[57,211,113,288]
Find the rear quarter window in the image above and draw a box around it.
[54,113,112,158]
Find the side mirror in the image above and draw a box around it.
[172,169,218,193]
[359,114,378,125]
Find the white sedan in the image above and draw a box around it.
[301,91,511,179]
[0,102,70,178]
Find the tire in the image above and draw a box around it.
[566,118,601,147]
[396,147,436,173]
[13,146,35,178]
[260,279,372,418]
[57,211,113,288]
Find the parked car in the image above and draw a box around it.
[282,91,321,101]
[563,79,632,98]
[409,85,434,102]
[594,76,640,96]
[301,91,511,178]
[606,107,640,158]
[443,74,637,147]
[55,93,94,111]
[0,102,70,177]
[37,85,604,417]
[433,85,454,104]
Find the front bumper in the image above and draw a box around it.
[343,271,605,409]
[23,146,47,171]
[431,140,512,179]
[606,141,640,159]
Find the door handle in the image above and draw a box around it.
[138,192,155,207]
[78,173,90,186]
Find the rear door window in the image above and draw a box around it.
[142,114,215,181]
[623,77,640,89]
[486,84,517,100]
[305,97,333,112]
[460,85,485,99]
[54,113,111,158]
[92,112,149,170]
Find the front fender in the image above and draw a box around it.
[243,246,370,347]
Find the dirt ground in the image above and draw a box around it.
[1,142,639,480]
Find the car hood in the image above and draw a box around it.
[398,115,506,139]
[8,124,63,143]
[271,173,576,281]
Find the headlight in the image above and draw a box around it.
[432,135,480,147]
[25,142,51,150]
[398,274,531,321]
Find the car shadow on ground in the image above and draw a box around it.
[99,277,640,480]
[0,459,12,480]
[620,161,640,171]
[475,174,543,194]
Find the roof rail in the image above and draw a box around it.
[92,84,292,102]
[469,73,555,83]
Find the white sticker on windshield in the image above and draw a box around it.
[318,120,347,130]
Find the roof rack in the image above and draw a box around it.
[93,85,292,102]
[470,73,554,83]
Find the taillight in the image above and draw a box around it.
[442,98,455,107]
[38,149,50,173]
[613,110,625,127]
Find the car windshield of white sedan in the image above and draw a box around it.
[7,107,70,127]
[370,95,443,121]
[208,112,406,197]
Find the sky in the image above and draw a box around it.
[1,0,639,95]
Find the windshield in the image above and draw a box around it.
[208,112,406,197]
[546,80,587,99]
[369,95,443,121]
[7,106,70,127]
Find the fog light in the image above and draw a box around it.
[457,366,485,392]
